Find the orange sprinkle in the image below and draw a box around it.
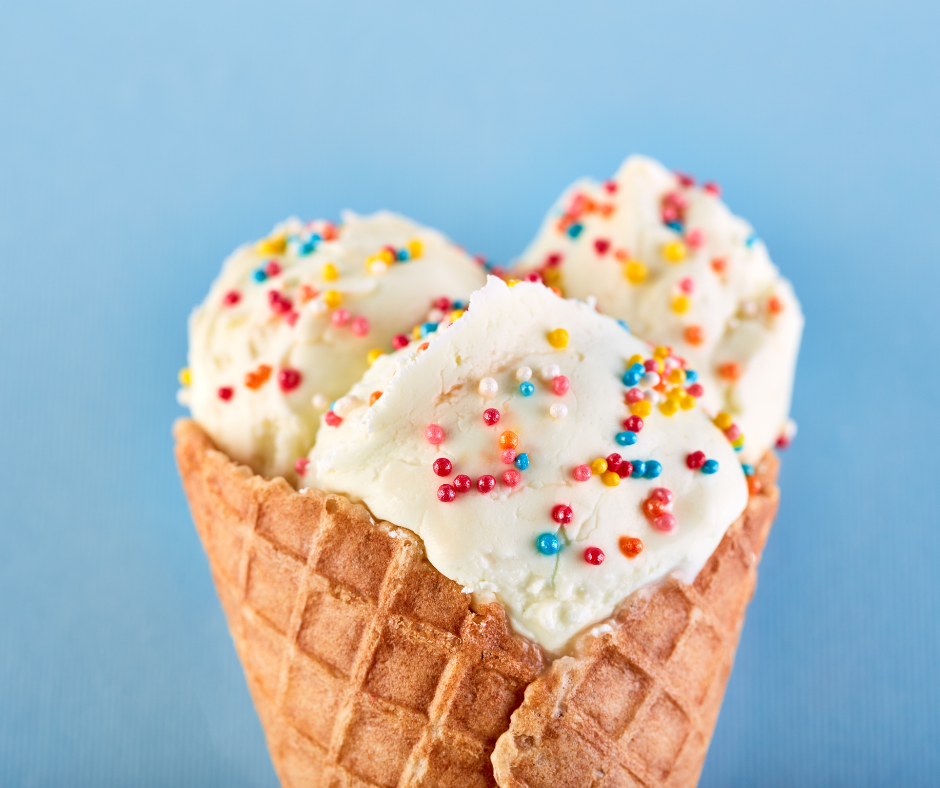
[369,391,382,406]
[619,536,644,559]
[718,361,743,381]
[499,431,519,450]
[298,284,318,304]
[417,342,429,352]
[685,325,705,345]
[747,475,763,496]
[245,364,272,390]
[711,257,728,275]
[768,296,785,314]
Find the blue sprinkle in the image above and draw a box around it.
[741,463,755,476]
[299,241,317,255]
[630,363,646,375]
[630,460,647,479]
[252,268,267,282]
[452,301,464,310]
[622,371,642,387]
[734,445,743,452]
[567,223,583,239]
[702,459,720,474]
[644,460,662,479]
[309,233,322,242]
[519,381,535,397]
[397,248,410,261]
[536,533,561,555]
[617,319,631,333]
[616,431,638,446]
[746,233,760,248]
[420,322,438,338]
[514,452,530,470]
[684,369,698,383]
[666,221,684,233]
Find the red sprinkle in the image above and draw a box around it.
[616,461,634,479]
[552,504,573,525]
[603,181,618,194]
[685,229,705,249]
[265,261,282,277]
[624,415,644,433]
[278,368,302,392]
[584,547,605,566]
[434,296,451,311]
[643,359,659,372]
[223,290,241,306]
[477,475,496,493]
[324,411,342,427]
[438,484,457,503]
[619,536,643,559]
[217,386,234,401]
[523,271,543,283]
[686,451,706,469]
[776,435,792,450]
[687,383,704,398]
[503,469,521,487]
[433,458,453,477]
[285,311,299,327]
[552,375,570,396]
[545,253,563,268]
[453,474,472,493]
[675,171,696,188]
[606,453,623,473]
[483,408,500,426]
[295,457,310,475]
[594,238,611,256]
[392,334,410,350]
[703,181,722,197]
[268,290,293,314]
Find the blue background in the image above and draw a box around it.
[1,1,938,785]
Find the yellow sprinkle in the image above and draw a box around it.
[671,295,690,314]
[412,325,423,340]
[631,401,652,418]
[591,458,608,475]
[450,309,465,322]
[732,434,746,448]
[624,260,648,284]
[627,354,644,368]
[408,239,423,259]
[178,367,191,387]
[547,328,569,349]
[543,268,561,287]
[602,471,621,487]
[679,395,696,410]
[662,240,687,263]
[659,399,679,416]
[668,368,684,385]
[653,346,669,359]
[324,290,342,308]
[256,235,287,255]
[367,348,383,365]
[322,262,338,281]
[380,248,396,264]
[666,388,683,402]
[714,412,733,430]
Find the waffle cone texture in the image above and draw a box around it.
[174,419,779,788]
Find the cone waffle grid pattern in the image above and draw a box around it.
[175,420,779,788]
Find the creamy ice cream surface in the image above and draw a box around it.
[518,155,803,463]
[308,277,748,653]
[182,211,487,483]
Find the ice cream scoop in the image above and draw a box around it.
[307,277,748,653]
[517,155,803,463]
[182,211,487,483]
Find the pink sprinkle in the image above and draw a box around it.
[285,311,299,327]
[295,457,310,475]
[687,383,704,398]
[503,469,521,487]
[703,181,722,197]
[351,316,370,337]
[434,296,451,311]
[425,424,444,444]
[685,229,705,249]
[661,205,680,224]
[477,475,496,493]
[268,290,293,314]
[331,308,351,327]
[573,464,592,482]
[265,261,282,277]
[603,181,618,194]
[501,448,517,465]
[725,425,742,442]
[678,277,695,294]
[625,388,645,404]
[552,375,570,396]
[217,386,234,401]
[584,547,605,566]
[594,238,611,256]
[524,271,543,283]
[278,368,302,392]
[223,290,241,306]
[392,334,409,350]
[324,411,342,427]
[675,172,696,188]
[650,487,673,504]
[644,359,658,372]
[663,190,688,210]
[652,513,677,533]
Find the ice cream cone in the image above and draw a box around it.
[175,418,779,787]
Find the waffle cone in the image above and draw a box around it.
[175,419,779,787]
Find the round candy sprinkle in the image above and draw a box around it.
[514,452,530,470]
[591,458,608,475]
[479,377,499,397]
[584,547,605,566]
[550,403,568,419]
[687,383,704,398]
[218,386,234,401]
[519,381,535,396]
[331,308,351,326]
[644,460,663,479]
[650,487,673,503]
[622,369,642,387]
[477,475,496,493]
[702,459,720,474]
[540,363,561,382]
[741,464,755,476]
[552,375,570,395]
[503,469,522,487]
[483,408,500,425]
[323,290,342,308]
[686,451,706,470]
[601,471,620,487]
[425,424,444,444]
[573,464,592,482]
[392,334,409,350]
[747,475,763,495]
[619,536,643,559]
[630,460,647,478]
[332,395,360,417]
[369,391,382,406]
[294,457,312,477]
[351,316,370,337]
[515,366,533,382]
[623,415,644,433]
[367,348,383,365]
[536,533,561,555]
[616,431,638,446]
[641,371,660,388]
[324,411,342,427]
[625,388,645,404]
[631,401,652,418]
[223,290,241,306]
[552,504,573,524]
[659,399,678,416]
[252,268,267,282]
[606,453,623,470]
[438,484,457,503]
[547,328,569,349]
[453,475,472,493]
[625,261,648,284]
[278,368,302,392]
[662,241,687,263]
[652,513,677,533]
[685,325,705,345]
[499,431,519,449]
[433,458,453,477]
[643,498,667,519]
[616,461,634,479]
[501,448,517,464]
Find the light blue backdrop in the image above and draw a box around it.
[1,1,938,785]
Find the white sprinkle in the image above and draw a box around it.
[312,393,329,410]
[479,377,499,397]
[428,308,446,322]
[310,298,328,315]
[644,390,663,405]
[540,363,561,382]
[332,395,361,418]
[515,366,532,382]
[641,371,660,388]
[368,259,389,276]
[550,403,568,419]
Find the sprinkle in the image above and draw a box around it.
[747,475,763,495]
[425,424,444,444]
[333,395,360,417]
[312,394,329,410]
[573,465,592,482]
[547,328,569,349]
[718,361,742,381]
[438,484,457,503]
[652,513,677,533]
[619,537,643,559]
[519,381,535,396]
[591,458,608,475]
[768,295,785,314]
[483,408,500,425]
[515,367,533,384]
[351,316,370,337]
[252,268,267,282]
[369,391,382,406]
[392,334,409,350]
[178,367,191,387]
[606,453,622,472]
[714,412,733,430]
[536,533,561,555]
[625,388,645,404]
[686,451,706,469]
[294,457,310,476]
[324,290,342,308]
[746,233,759,248]
[711,257,728,274]
[550,403,568,419]
[623,415,644,433]
[499,431,519,450]
[331,308,351,327]
[685,229,705,249]
[644,460,663,479]
[223,290,241,306]
[601,471,620,487]
[454,475,472,493]
[552,375,570,395]
[217,386,234,401]
[324,411,342,427]
[514,452,530,470]
[741,464,755,476]
[594,238,611,255]
[408,239,423,259]
[479,377,499,398]
[501,448,517,464]
[725,424,742,442]
[433,458,453,477]
[477,474,496,493]
[420,322,438,337]
[659,399,678,416]
[552,504,573,524]
[662,241,688,263]
[704,181,721,196]
[651,487,673,503]
[503,469,522,487]
[631,401,652,418]
[278,368,302,392]
[615,460,633,479]
[616,431,638,446]
[584,547,605,565]
[624,261,648,284]
[322,263,338,280]
[643,497,667,519]
[684,325,705,346]
[540,363,561,382]
[702,459,720,474]
[367,349,383,365]
[671,295,690,314]
[567,223,583,239]
[245,364,273,390]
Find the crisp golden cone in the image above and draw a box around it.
[175,418,779,787]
